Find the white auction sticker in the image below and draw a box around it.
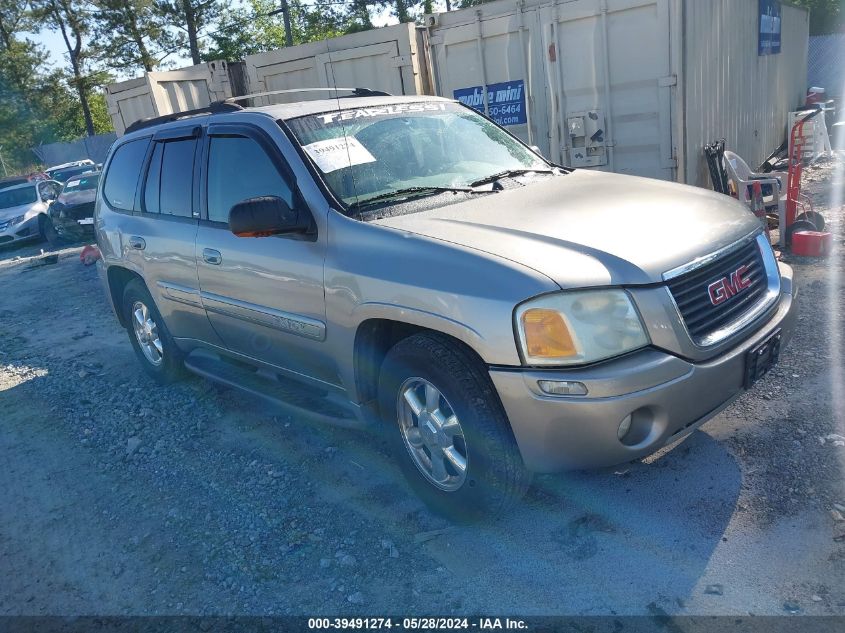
[66,179,81,187]
[302,136,376,174]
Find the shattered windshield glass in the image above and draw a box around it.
[285,101,549,211]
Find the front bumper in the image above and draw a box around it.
[0,215,40,246]
[490,265,798,472]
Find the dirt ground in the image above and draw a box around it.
[1,160,844,618]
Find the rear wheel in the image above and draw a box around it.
[122,279,185,383]
[378,332,530,521]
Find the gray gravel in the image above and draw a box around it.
[1,158,844,616]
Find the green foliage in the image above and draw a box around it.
[91,0,175,72]
[204,0,356,61]
[791,0,843,35]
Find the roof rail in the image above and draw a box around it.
[225,87,391,103]
[124,101,243,135]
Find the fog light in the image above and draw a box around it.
[617,414,633,441]
[537,380,588,396]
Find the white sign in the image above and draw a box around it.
[66,179,81,187]
[303,136,376,174]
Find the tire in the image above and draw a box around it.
[39,215,63,249]
[121,278,185,384]
[378,332,530,521]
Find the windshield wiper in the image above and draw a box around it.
[348,186,489,210]
[469,168,556,187]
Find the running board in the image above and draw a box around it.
[183,350,366,429]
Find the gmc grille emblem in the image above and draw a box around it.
[708,264,752,306]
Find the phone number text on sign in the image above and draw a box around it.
[453,80,527,127]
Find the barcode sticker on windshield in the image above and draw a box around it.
[66,180,81,187]
[303,137,375,174]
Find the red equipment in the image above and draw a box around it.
[791,231,832,257]
[784,109,825,247]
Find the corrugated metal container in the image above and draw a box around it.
[426,0,808,187]
[242,23,431,105]
[681,0,809,187]
[106,61,234,134]
[105,0,808,189]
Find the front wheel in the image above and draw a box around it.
[378,333,530,521]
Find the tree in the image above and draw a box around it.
[0,0,35,50]
[91,0,174,73]
[791,0,843,35]
[156,0,223,65]
[34,0,100,136]
[204,0,351,61]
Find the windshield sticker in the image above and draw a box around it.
[303,136,376,173]
[316,102,447,125]
[66,179,81,187]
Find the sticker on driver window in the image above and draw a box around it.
[302,137,376,173]
[66,179,81,187]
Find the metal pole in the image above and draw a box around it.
[599,0,615,171]
[268,2,293,47]
[281,0,293,47]
[475,10,489,116]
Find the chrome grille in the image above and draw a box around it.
[667,239,768,344]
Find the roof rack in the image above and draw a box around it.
[224,87,391,103]
[123,101,243,135]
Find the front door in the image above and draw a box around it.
[195,122,333,386]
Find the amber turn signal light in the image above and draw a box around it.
[521,308,578,358]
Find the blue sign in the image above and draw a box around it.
[759,0,782,56]
[453,80,527,126]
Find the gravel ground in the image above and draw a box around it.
[1,160,844,617]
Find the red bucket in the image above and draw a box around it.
[791,231,832,257]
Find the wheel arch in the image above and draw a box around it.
[107,265,146,327]
[353,318,490,412]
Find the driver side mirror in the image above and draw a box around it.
[228,196,310,237]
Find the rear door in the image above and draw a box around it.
[117,126,221,344]
[194,121,332,385]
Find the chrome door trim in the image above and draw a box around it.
[156,280,203,308]
[200,291,326,341]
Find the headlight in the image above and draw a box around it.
[8,214,25,225]
[515,290,649,366]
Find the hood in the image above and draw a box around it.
[0,202,39,221]
[371,170,761,287]
[57,189,96,207]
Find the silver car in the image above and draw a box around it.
[95,95,797,519]
[0,180,62,247]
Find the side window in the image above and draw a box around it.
[207,135,294,224]
[142,139,196,217]
[143,143,163,214]
[103,138,150,211]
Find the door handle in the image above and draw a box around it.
[202,248,222,265]
[128,236,146,250]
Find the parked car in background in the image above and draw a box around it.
[0,180,62,246]
[47,171,100,243]
[47,163,97,184]
[44,159,94,179]
[0,172,47,191]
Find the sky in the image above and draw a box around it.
[26,1,445,83]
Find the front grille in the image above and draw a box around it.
[667,239,768,344]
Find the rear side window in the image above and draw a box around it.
[103,138,149,211]
[206,135,294,223]
[143,139,197,217]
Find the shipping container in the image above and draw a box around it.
[427,0,808,187]
[105,0,808,189]
[105,61,234,135]
[242,23,431,105]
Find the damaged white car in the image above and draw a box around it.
[0,180,62,247]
